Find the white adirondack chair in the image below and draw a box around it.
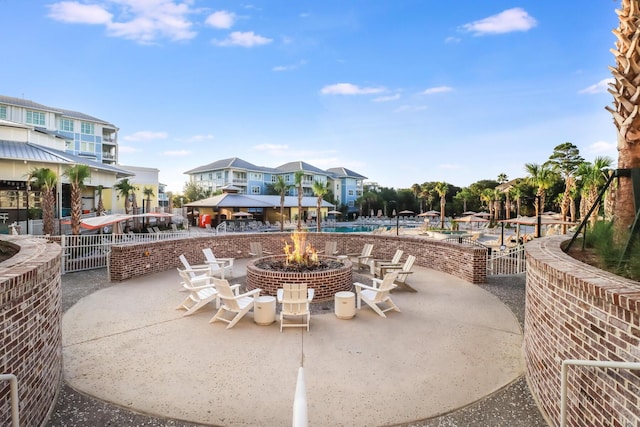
[277,283,315,332]
[209,279,262,329]
[175,268,220,316]
[202,248,234,279]
[354,271,401,318]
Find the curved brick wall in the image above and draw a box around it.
[110,232,487,284]
[524,236,640,426]
[246,255,353,301]
[0,236,62,426]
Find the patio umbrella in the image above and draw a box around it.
[456,215,490,223]
[232,212,253,218]
[327,210,342,215]
[418,211,439,217]
[399,210,415,215]
[475,212,491,218]
[462,211,477,216]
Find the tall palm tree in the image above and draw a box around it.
[434,182,448,229]
[480,188,494,218]
[606,0,640,240]
[143,186,155,227]
[295,170,304,231]
[114,178,135,214]
[272,176,291,232]
[510,185,523,218]
[497,173,508,184]
[454,188,473,213]
[64,164,91,235]
[95,185,105,216]
[491,188,503,222]
[30,168,57,235]
[312,181,330,232]
[411,183,422,211]
[525,163,557,236]
[577,157,614,226]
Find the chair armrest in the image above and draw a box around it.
[354,282,379,292]
[371,277,383,287]
[230,284,242,295]
[307,288,315,302]
[182,266,211,274]
[242,288,262,298]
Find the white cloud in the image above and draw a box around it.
[373,94,400,102]
[182,134,215,142]
[445,36,461,44]
[205,11,235,29]
[579,78,614,95]
[587,140,616,154]
[321,83,386,95]
[272,60,307,72]
[162,149,191,156]
[422,86,453,95]
[461,8,537,36]
[118,145,140,153]
[212,31,272,47]
[123,131,169,142]
[47,0,196,43]
[47,1,112,24]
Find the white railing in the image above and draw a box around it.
[487,245,526,275]
[0,374,19,427]
[60,232,190,274]
[560,359,640,427]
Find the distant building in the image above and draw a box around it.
[0,95,119,165]
[184,157,367,215]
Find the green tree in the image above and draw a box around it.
[434,182,449,229]
[525,163,557,236]
[497,173,508,184]
[30,167,57,235]
[454,187,474,213]
[312,181,330,232]
[143,186,155,227]
[272,176,291,232]
[95,185,105,216]
[64,164,91,235]
[114,178,136,214]
[577,157,614,226]
[545,142,584,232]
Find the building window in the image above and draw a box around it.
[65,140,74,151]
[348,200,355,207]
[80,141,95,153]
[81,122,94,135]
[251,173,262,180]
[285,175,290,182]
[60,118,74,132]
[26,110,45,126]
[251,186,261,194]
[0,105,6,119]
[272,176,277,183]
[216,172,222,179]
[348,190,354,196]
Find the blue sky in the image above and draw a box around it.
[0,1,620,193]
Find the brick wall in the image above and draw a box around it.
[109,232,487,284]
[524,236,640,427]
[0,236,62,427]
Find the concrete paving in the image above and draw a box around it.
[61,260,524,426]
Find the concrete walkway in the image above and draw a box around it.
[61,260,524,426]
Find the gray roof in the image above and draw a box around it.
[184,157,276,174]
[0,140,134,178]
[186,194,333,208]
[326,167,367,179]
[0,95,115,127]
[276,161,328,175]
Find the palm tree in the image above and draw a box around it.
[95,185,105,216]
[525,163,557,236]
[295,170,304,231]
[30,168,57,235]
[577,157,614,226]
[114,178,135,214]
[143,186,155,227]
[454,188,473,213]
[606,0,640,240]
[491,188,503,222]
[497,173,508,184]
[64,164,91,235]
[272,176,291,232]
[434,182,448,229]
[510,185,523,218]
[312,181,330,232]
[411,183,422,211]
[480,188,494,218]
[545,142,584,233]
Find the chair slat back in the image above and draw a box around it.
[212,279,241,311]
[203,248,220,271]
[374,272,398,302]
[325,241,337,255]
[397,255,416,284]
[282,283,309,315]
[250,242,263,257]
[391,249,403,264]
[179,254,195,278]
[363,244,373,257]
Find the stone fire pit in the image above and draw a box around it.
[246,255,353,302]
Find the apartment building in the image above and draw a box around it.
[0,95,118,165]
[184,157,366,215]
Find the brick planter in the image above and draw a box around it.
[246,255,353,302]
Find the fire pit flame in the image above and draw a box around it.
[284,231,319,266]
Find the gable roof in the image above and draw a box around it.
[276,161,328,175]
[0,95,115,127]
[184,157,276,174]
[185,193,333,208]
[326,167,367,179]
[0,140,134,178]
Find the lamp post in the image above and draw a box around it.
[15,187,20,234]
[535,195,542,238]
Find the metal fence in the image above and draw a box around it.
[487,245,526,275]
[59,232,190,274]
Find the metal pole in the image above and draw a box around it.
[0,374,20,427]
[536,195,541,238]
[15,188,20,234]
[396,214,399,236]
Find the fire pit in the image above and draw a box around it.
[246,232,353,302]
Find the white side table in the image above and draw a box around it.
[254,295,276,325]
[335,291,356,319]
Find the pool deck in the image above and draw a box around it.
[51,258,549,427]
